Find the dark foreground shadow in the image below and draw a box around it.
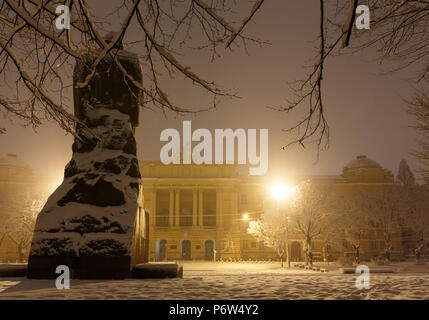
[0,277,107,294]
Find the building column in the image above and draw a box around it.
[169,189,174,227]
[198,190,203,227]
[232,190,238,230]
[175,189,180,226]
[151,189,157,227]
[192,189,198,227]
[216,188,222,227]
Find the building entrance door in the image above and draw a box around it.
[156,239,167,261]
[181,240,191,260]
[291,241,302,261]
[204,239,215,261]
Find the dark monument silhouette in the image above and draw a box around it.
[27,33,148,279]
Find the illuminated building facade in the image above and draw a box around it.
[141,155,403,262]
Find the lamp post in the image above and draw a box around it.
[271,182,294,269]
[286,216,290,269]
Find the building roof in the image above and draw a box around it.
[344,155,382,169]
[342,155,394,183]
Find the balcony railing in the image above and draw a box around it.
[180,215,193,227]
[155,215,169,227]
[203,215,216,227]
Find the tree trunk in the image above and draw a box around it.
[304,237,313,266]
[384,245,392,262]
[414,244,423,264]
[279,252,284,268]
[0,233,5,247]
[18,245,25,263]
[304,244,308,266]
[384,234,392,262]
[354,246,360,264]
[414,233,425,265]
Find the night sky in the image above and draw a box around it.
[0,0,420,182]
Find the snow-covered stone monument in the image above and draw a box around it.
[27,33,147,279]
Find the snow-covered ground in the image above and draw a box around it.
[0,262,428,300]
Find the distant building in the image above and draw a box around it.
[0,154,53,262]
[141,155,403,262]
[0,154,33,262]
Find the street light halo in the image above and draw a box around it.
[271,181,294,200]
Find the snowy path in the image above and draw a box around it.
[1,263,428,300]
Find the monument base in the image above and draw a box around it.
[27,256,132,279]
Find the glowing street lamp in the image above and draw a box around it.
[242,213,250,221]
[286,216,290,268]
[270,181,294,268]
[271,181,295,201]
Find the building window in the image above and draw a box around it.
[242,240,248,250]
[156,209,169,227]
[251,242,257,248]
[203,190,216,227]
[259,241,264,250]
[156,190,170,226]
[203,209,216,226]
[180,190,193,226]
[371,240,377,249]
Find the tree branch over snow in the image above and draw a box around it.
[341,0,358,47]
[276,0,429,155]
[0,0,267,134]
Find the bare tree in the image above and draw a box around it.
[2,1,427,158]
[247,208,289,267]
[276,0,429,153]
[396,158,416,188]
[403,184,429,264]
[357,186,404,262]
[289,180,332,266]
[0,0,267,136]
[0,195,45,262]
[331,193,372,264]
[407,86,429,182]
